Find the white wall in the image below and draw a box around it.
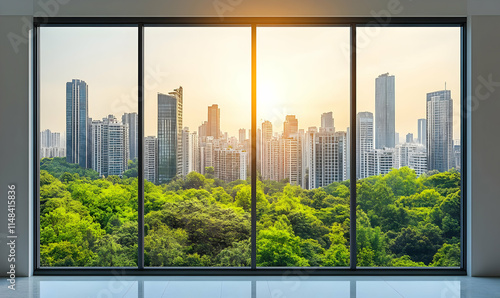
[1,0,500,276]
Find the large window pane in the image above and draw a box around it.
[39,27,138,267]
[356,27,461,267]
[256,27,351,267]
[144,27,251,267]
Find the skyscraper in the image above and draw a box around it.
[90,115,129,177]
[406,133,414,143]
[280,136,302,186]
[375,73,396,149]
[40,129,64,158]
[239,128,246,144]
[144,136,158,183]
[262,121,273,141]
[261,121,275,180]
[262,137,281,181]
[304,127,317,189]
[122,112,138,161]
[320,112,334,132]
[283,115,298,139]
[157,87,183,184]
[181,127,191,176]
[357,112,374,179]
[66,79,90,168]
[311,130,347,188]
[190,132,200,173]
[453,139,461,171]
[198,121,208,139]
[426,89,454,172]
[213,148,247,182]
[207,104,220,139]
[418,118,427,146]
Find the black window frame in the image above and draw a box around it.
[33,17,467,276]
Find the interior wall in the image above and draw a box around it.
[0,16,33,278]
[30,0,467,17]
[1,0,500,277]
[468,15,500,276]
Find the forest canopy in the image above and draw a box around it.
[40,157,460,267]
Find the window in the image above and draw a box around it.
[143,27,251,267]
[39,27,138,267]
[256,27,351,267]
[35,18,465,273]
[356,27,461,267]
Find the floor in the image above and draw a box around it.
[1,275,499,298]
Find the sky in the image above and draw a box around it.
[40,26,460,142]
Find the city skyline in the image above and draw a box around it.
[41,27,460,140]
[46,82,458,149]
[49,78,459,190]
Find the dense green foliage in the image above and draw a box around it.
[40,157,460,267]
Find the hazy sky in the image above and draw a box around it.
[40,26,460,141]
[40,27,138,134]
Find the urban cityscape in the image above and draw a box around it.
[37,27,461,269]
[41,73,461,186]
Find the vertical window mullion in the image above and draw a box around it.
[138,23,145,270]
[251,24,257,270]
[350,23,357,270]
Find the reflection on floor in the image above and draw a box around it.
[1,275,499,298]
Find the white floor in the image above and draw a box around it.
[1,275,499,298]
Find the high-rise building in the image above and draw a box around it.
[66,79,90,168]
[261,120,274,178]
[426,89,454,172]
[91,115,129,177]
[396,143,426,170]
[190,132,200,173]
[418,118,427,145]
[406,133,414,143]
[262,137,281,181]
[157,87,183,184]
[395,132,400,146]
[262,121,273,141]
[454,139,461,171]
[200,137,215,174]
[280,136,302,185]
[122,112,138,161]
[40,129,65,158]
[207,104,220,139]
[310,130,347,188]
[239,128,246,144]
[303,127,317,189]
[375,73,396,149]
[364,148,398,177]
[198,121,208,139]
[357,112,374,179]
[181,127,191,176]
[408,150,427,176]
[320,112,334,132]
[283,115,298,139]
[144,136,158,183]
[213,148,247,182]
[41,129,61,148]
